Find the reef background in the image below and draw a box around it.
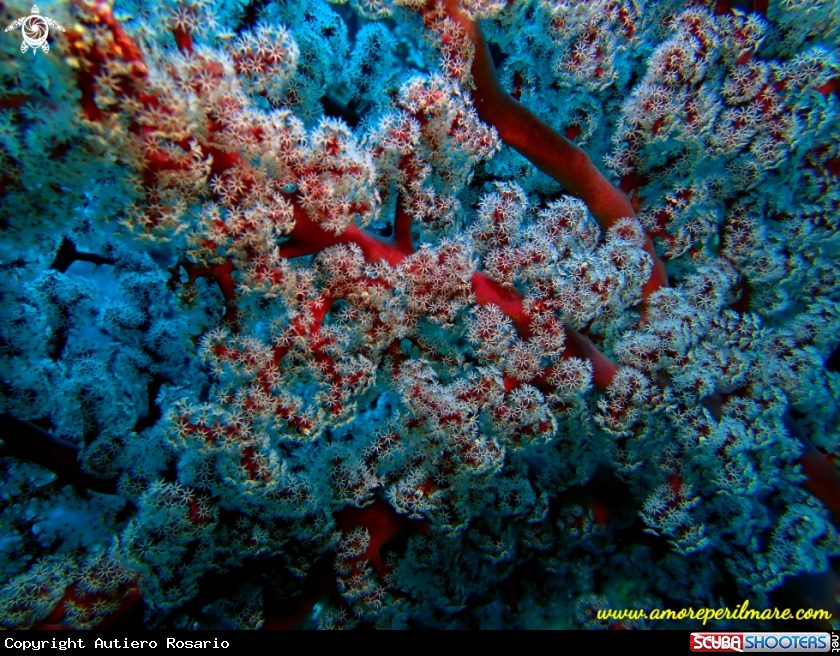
[0,0,839,630]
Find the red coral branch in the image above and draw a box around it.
[800,439,840,525]
[392,192,415,254]
[65,0,146,124]
[336,498,429,582]
[63,0,645,399]
[438,0,668,303]
[169,257,240,330]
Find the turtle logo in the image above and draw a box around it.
[5,5,65,55]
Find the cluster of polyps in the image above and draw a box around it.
[2,0,826,629]
[60,0,655,517]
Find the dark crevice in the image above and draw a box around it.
[0,413,117,494]
[234,0,271,34]
[826,344,840,373]
[133,376,166,434]
[320,93,362,128]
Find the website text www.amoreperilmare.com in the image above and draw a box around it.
[597,600,833,625]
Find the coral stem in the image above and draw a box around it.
[440,0,668,301]
[0,414,116,494]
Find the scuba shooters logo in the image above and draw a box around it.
[690,632,831,652]
[4,5,65,55]
[692,634,745,652]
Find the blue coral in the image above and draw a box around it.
[0,0,838,630]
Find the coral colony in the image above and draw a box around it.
[0,0,838,631]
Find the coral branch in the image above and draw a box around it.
[50,237,115,274]
[0,415,116,494]
[439,0,668,301]
[391,193,415,254]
